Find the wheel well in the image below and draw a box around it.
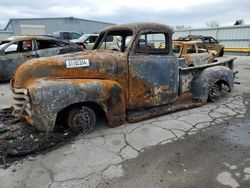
[55,102,106,129]
[211,79,231,94]
[215,79,229,89]
[188,64,194,67]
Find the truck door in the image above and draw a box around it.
[128,30,179,109]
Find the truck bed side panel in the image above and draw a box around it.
[180,56,235,93]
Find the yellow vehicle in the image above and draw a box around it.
[173,40,216,67]
[186,35,224,57]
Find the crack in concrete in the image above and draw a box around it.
[50,172,99,188]
[40,161,55,188]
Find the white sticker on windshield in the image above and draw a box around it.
[66,59,90,68]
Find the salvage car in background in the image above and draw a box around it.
[70,34,99,50]
[52,31,81,42]
[0,36,82,81]
[184,35,224,57]
[173,40,216,67]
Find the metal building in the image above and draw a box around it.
[173,24,250,48]
[0,17,114,40]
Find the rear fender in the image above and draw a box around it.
[27,79,126,131]
[191,66,234,103]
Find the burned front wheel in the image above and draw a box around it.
[208,83,222,102]
[67,106,96,134]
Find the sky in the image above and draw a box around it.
[0,0,249,29]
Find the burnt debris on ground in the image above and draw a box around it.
[0,108,78,169]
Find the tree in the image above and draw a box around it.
[206,21,219,28]
[234,19,245,25]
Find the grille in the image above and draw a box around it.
[12,87,32,118]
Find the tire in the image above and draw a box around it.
[67,106,96,134]
[208,83,222,102]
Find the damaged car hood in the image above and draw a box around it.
[13,50,124,88]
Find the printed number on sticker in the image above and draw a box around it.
[66,59,90,68]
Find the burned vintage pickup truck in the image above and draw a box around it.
[11,23,235,133]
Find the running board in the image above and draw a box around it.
[127,101,203,123]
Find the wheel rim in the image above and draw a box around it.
[209,83,222,102]
[70,106,96,134]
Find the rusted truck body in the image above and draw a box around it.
[0,36,82,82]
[11,23,235,133]
[173,40,216,67]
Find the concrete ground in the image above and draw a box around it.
[0,56,249,188]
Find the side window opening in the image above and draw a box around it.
[172,44,181,54]
[4,40,32,54]
[210,37,217,43]
[37,40,60,50]
[204,38,210,44]
[21,40,32,52]
[196,43,208,53]
[89,36,98,43]
[63,32,70,40]
[135,32,169,55]
[187,44,196,53]
[71,33,81,40]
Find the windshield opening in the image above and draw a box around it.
[96,30,133,52]
[0,41,11,50]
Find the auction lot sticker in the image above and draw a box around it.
[66,59,90,68]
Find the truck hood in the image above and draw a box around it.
[13,50,125,88]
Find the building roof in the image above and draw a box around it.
[4,16,115,30]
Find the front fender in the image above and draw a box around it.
[27,79,126,131]
[191,66,234,103]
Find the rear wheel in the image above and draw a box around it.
[209,83,222,102]
[67,106,96,134]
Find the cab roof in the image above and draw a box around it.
[103,22,173,34]
[7,35,56,41]
[173,40,203,45]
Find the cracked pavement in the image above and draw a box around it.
[0,56,250,188]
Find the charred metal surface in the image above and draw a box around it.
[0,36,82,82]
[173,40,215,67]
[0,108,15,124]
[185,35,224,57]
[128,54,179,109]
[179,57,235,94]
[127,92,203,122]
[19,79,126,131]
[191,66,234,102]
[11,23,235,132]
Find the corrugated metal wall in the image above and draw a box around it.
[7,17,113,36]
[0,31,13,40]
[173,25,250,47]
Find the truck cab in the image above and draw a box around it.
[11,23,234,133]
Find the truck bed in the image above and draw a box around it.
[179,56,235,93]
